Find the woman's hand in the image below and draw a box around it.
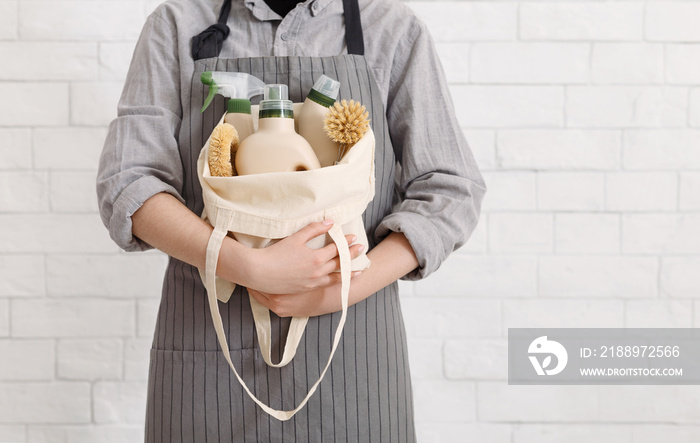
[247,273,360,318]
[238,220,365,295]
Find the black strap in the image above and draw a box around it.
[191,0,365,60]
[342,0,364,56]
[191,0,233,61]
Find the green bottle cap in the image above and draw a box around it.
[227,98,251,114]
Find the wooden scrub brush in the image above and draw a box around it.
[323,99,370,163]
[208,123,239,177]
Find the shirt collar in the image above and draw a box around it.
[243,0,335,20]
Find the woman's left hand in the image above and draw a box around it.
[247,271,361,318]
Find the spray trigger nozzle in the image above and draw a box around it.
[200,71,266,113]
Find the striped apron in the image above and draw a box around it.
[145,0,416,440]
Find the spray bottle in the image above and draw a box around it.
[201,71,266,141]
[236,84,321,175]
[297,75,341,167]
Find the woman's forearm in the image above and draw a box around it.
[131,192,251,285]
[348,231,419,304]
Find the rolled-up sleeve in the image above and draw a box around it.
[96,14,184,252]
[375,17,487,280]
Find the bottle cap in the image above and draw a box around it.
[259,84,294,118]
[308,75,339,107]
[227,98,252,114]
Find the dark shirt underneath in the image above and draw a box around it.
[264,0,304,17]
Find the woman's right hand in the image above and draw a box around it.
[236,220,365,295]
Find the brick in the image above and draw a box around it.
[458,217,486,254]
[538,172,605,211]
[413,255,537,298]
[0,300,8,337]
[57,339,122,380]
[93,381,148,424]
[624,130,700,170]
[0,425,25,443]
[47,254,167,297]
[626,300,692,328]
[417,424,511,443]
[435,43,469,83]
[520,3,643,41]
[11,299,135,338]
[631,425,700,443]
[478,382,597,422]
[606,172,677,212]
[646,3,700,42]
[566,86,687,128]
[0,171,49,212]
[0,382,90,423]
[137,299,159,337]
[471,43,589,84]
[689,89,700,127]
[489,213,553,254]
[0,339,54,380]
[539,256,658,298]
[0,83,69,127]
[27,425,143,443]
[600,386,700,423]
[124,338,151,381]
[0,255,45,296]
[444,339,507,380]
[33,127,106,170]
[661,257,700,298]
[667,44,700,85]
[401,298,500,338]
[464,129,495,170]
[623,215,700,254]
[0,42,97,81]
[406,338,443,380]
[70,82,123,126]
[592,43,663,84]
[480,172,536,212]
[0,1,18,39]
[407,2,516,42]
[452,86,563,128]
[497,130,621,170]
[680,173,700,211]
[0,129,32,169]
[503,300,625,330]
[49,171,99,213]
[0,214,116,253]
[555,214,619,254]
[513,424,631,443]
[19,1,144,41]
[413,380,475,422]
[99,41,137,81]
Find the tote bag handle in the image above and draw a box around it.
[203,209,351,421]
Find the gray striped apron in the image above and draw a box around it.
[145,1,416,441]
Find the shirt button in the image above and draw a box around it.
[312,3,318,11]
[280,33,289,41]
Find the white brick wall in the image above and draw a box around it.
[2,1,699,441]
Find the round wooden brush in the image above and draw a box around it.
[323,99,370,163]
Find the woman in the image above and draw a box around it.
[97,0,485,441]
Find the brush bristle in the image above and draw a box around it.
[208,123,239,177]
[323,99,370,146]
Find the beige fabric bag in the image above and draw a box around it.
[196,113,375,421]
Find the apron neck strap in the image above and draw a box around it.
[342,0,364,55]
[191,0,365,60]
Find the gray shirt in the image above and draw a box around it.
[97,0,486,280]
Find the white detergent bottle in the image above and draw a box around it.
[235,84,321,175]
[297,75,341,167]
[200,71,266,141]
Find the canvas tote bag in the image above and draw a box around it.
[196,113,375,421]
